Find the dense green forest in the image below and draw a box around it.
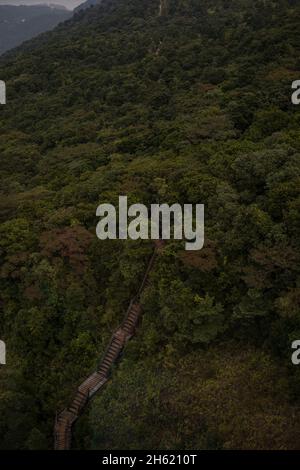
[0,0,300,449]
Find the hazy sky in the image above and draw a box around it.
[0,0,83,9]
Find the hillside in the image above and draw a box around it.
[0,0,300,450]
[74,0,101,13]
[0,4,71,55]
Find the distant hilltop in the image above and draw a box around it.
[74,0,102,13]
[0,4,72,55]
[0,1,83,10]
[46,4,69,10]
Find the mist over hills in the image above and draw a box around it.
[0,4,72,54]
[0,0,82,8]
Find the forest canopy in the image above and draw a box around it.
[0,0,300,450]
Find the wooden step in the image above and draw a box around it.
[128,310,140,319]
[102,358,113,368]
[103,352,114,362]
[68,406,79,415]
[88,376,107,397]
[78,384,90,394]
[129,309,138,317]
[69,400,84,412]
[122,325,133,335]
[73,393,86,404]
[103,351,114,360]
[113,330,126,343]
[107,345,122,356]
[110,338,119,346]
[126,316,136,324]
[98,364,110,375]
[126,316,136,325]
[98,361,110,370]
[69,401,81,411]
[107,343,120,352]
[123,321,134,331]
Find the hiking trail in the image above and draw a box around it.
[54,240,164,450]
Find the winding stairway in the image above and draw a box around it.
[54,240,164,450]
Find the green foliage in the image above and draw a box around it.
[88,346,300,450]
[0,0,299,449]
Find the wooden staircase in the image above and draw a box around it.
[54,240,164,450]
